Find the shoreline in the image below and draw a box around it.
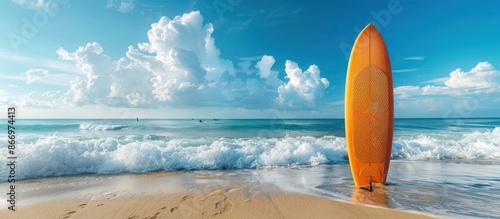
[0,171,437,219]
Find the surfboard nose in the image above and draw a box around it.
[362,23,375,34]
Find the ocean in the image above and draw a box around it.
[1,118,499,218]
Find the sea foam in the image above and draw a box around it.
[392,127,500,160]
[1,128,499,182]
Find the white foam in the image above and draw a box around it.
[79,123,128,131]
[0,135,347,181]
[392,127,500,160]
[1,128,499,182]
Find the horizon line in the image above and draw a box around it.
[8,117,500,120]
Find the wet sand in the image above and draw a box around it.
[0,171,436,219]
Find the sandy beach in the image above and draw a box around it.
[0,171,436,219]
[1,186,433,219]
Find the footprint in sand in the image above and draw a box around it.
[144,206,169,219]
[213,197,233,216]
[170,206,179,212]
[149,211,161,219]
[177,192,234,217]
[62,210,76,218]
[77,203,86,208]
[181,195,193,202]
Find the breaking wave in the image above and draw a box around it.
[1,128,499,181]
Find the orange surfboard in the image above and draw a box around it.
[345,24,394,189]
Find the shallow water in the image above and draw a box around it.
[257,161,500,218]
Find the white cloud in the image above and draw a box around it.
[277,60,330,109]
[41,90,60,98]
[424,77,448,84]
[57,42,156,107]
[18,92,59,108]
[404,56,425,61]
[394,86,422,99]
[137,11,235,82]
[0,91,60,108]
[128,11,238,105]
[25,68,48,84]
[423,62,499,96]
[395,62,500,98]
[445,62,498,90]
[255,55,275,79]
[393,68,418,73]
[20,11,329,112]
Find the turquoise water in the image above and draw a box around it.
[0,118,499,217]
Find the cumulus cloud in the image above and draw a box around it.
[445,62,498,90]
[424,62,499,96]
[53,11,330,110]
[394,61,500,98]
[57,42,155,107]
[137,12,235,81]
[277,60,330,108]
[25,68,48,84]
[255,55,275,79]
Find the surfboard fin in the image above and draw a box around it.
[360,177,373,192]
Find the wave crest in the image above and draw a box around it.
[392,127,500,160]
[79,124,129,131]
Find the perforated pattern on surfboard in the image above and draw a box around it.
[352,65,390,163]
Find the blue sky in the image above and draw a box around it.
[1,0,499,118]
